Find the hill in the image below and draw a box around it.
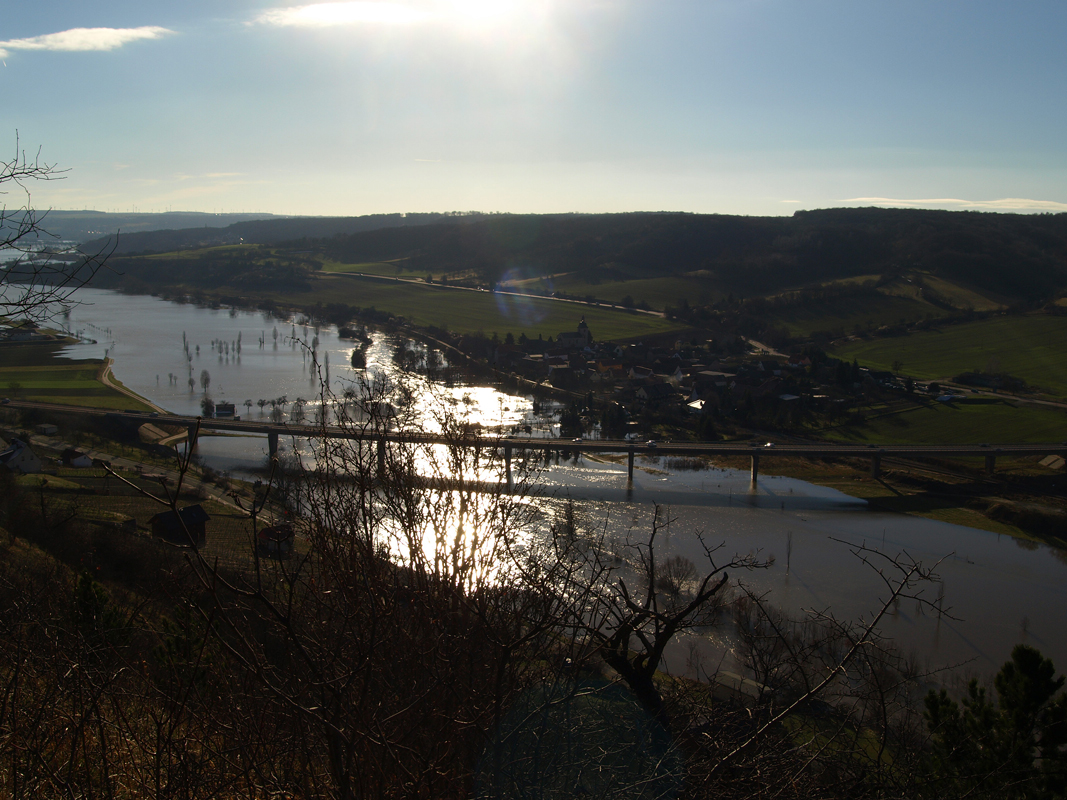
[301,208,1067,312]
[82,212,483,254]
[35,210,279,242]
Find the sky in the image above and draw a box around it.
[3,0,1067,217]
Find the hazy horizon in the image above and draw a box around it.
[6,1,1067,217]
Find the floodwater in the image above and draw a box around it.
[50,288,1067,682]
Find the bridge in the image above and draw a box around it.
[117,408,1067,485]
[9,401,1066,486]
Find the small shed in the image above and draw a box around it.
[62,448,93,468]
[149,504,210,548]
[257,524,295,558]
[35,423,59,436]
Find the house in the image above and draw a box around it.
[636,382,679,406]
[0,438,42,474]
[62,448,93,468]
[257,523,295,558]
[215,402,237,419]
[149,504,210,548]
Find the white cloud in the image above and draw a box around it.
[847,197,1067,213]
[255,2,432,27]
[0,26,173,59]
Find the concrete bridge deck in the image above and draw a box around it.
[10,401,1067,484]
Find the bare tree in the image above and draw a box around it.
[78,365,956,799]
[1,133,113,320]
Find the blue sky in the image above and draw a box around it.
[3,0,1066,216]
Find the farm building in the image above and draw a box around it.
[149,504,210,548]
[62,448,93,468]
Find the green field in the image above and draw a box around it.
[321,259,411,277]
[250,274,689,341]
[518,274,721,311]
[0,346,153,411]
[829,315,1067,397]
[825,399,1067,446]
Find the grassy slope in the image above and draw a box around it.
[770,294,939,338]
[829,315,1067,397]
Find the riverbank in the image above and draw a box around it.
[691,450,1067,549]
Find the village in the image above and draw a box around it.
[433,316,922,441]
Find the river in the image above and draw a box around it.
[50,288,1067,684]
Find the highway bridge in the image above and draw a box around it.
[9,400,1067,485]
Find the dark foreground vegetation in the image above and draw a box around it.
[3,381,1067,799]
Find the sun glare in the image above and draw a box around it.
[258,1,534,29]
[437,0,522,23]
[261,2,430,27]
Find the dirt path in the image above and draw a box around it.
[98,358,167,413]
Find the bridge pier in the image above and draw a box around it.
[267,432,279,458]
[187,425,198,450]
[871,452,882,479]
[985,453,996,475]
[750,454,759,483]
[628,447,635,482]
[377,437,386,479]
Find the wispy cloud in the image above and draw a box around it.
[0,26,173,59]
[847,197,1067,212]
[255,2,431,27]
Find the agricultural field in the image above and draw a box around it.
[321,259,410,278]
[14,466,266,574]
[250,274,689,341]
[0,344,152,411]
[830,315,1067,397]
[507,273,721,312]
[138,243,252,260]
[825,398,1067,446]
